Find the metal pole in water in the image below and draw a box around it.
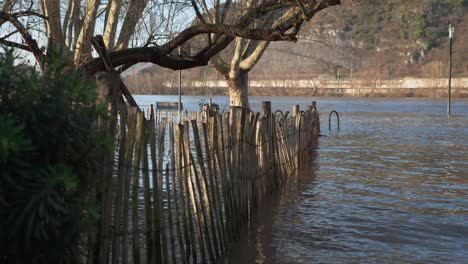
[178,46,182,123]
[448,24,454,116]
[337,67,341,90]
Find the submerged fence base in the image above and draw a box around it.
[96,100,320,264]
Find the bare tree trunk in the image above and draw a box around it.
[103,0,121,51]
[74,0,101,64]
[115,0,148,50]
[1,0,16,12]
[212,8,299,108]
[226,71,249,108]
[68,0,82,49]
[41,0,65,50]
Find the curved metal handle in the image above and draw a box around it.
[329,111,340,131]
[275,110,284,119]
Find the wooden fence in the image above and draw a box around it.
[96,101,320,264]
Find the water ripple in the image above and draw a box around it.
[219,97,468,264]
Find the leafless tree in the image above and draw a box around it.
[191,0,341,107]
[0,0,340,87]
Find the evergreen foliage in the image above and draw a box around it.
[339,0,466,48]
[0,48,110,263]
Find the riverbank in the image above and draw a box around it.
[124,77,468,98]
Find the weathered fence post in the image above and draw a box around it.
[292,105,300,117]
[131,111,145,264]
[112,101,127,264]
[191,120,216,262]
[121,107,138,264]
[262,101,271,116]
[260,101,272,197]
[175,123,192,263]
[293,105,300,168]
[304,105,313,161]
[311,101,319,141]
[141,113,153,264]
[94,72,120,264]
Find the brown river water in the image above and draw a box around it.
[135,96,468,263]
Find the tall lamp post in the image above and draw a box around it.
[448,24,454,116]
[178,46,182,123]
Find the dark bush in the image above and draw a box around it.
[0,48,110,264]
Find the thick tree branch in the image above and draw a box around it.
[198,0,213,23]
[69,0,81,49]
[239,41,269,71]
[103,0,121,51]
[0,30,18,40]
[0,11,45,68]
[10,10,47,19]
[115,0,148,50]
[62,0,73,39]
[214,0,221,23]
[83,0,340,74]
[191,0,207,24]
[0,10,47,27]
[163,1,295,53]
[0,39,30,51]
[220,0,232,23]
[85,46,216,74]
[164,23,298,51]
[1,0,16,12]
[239,8,300,71]
[210,56,230,77]
[41,0,66,51]
[229,37,245,79]
[74,0,101,64]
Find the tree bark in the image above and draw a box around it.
[41,0,66,50]
[1,0,16,12]
[103,0,121,51]
[226,71,249,108]
[74,0,101,64]
[115,0,148,50]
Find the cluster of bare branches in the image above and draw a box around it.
[1,0,340,75]
[186,0,341,106]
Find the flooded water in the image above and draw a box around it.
[135,96,468,263]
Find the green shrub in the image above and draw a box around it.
[413,13,427,39]
[0,48,110,263]
[443,0,465,7]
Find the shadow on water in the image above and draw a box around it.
[218,151,323,264]
[215,102,468,264]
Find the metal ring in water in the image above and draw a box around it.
[275,110,284,119]
[329,110,340,131]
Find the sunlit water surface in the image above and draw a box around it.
[135,95,468,263]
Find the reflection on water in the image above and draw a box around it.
[222,98,467,263]
[135,96,468,263]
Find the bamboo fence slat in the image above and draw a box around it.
[95,101,320,264]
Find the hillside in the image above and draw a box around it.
[254,0,468,77]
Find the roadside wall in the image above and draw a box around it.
[128,77,468,97]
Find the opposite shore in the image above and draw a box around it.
[124,77,468,98]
